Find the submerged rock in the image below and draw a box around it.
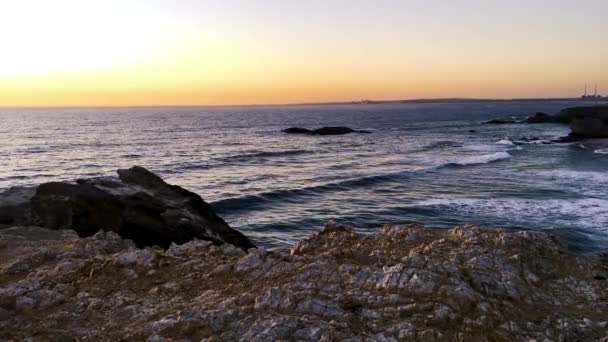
[282,127,312,134]
[0,166,254,250]
[0,223,606,341]
[282,126,371,135]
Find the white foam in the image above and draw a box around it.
[451,152,511,166]
[594,148,608,154]
[419,197,608,234]
[495,138,514,146]
[531,170,608,197]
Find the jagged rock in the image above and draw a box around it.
[0,166,254,250]
[0,223,606,341]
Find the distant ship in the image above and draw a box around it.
[581,84,604,100]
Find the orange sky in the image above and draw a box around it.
[1,0,607,106]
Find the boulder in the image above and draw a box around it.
[282,127,312,134]
[0,166,255,250]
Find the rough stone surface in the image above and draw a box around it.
[0,166,254,250]
[1,222,606,341]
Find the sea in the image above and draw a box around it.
[1,101,607,252]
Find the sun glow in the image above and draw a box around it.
[0,1,607,106]
[0,1,186,77]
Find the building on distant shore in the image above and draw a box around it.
[581,84,604,100]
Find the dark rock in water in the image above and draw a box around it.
[282,126,371,135]
[311,127,357,135]
[282,127,312,134]
[522,112,567,124]
[555,105,608,140]
[0,166,255,250]
[357,129,373,134]
[483,119,517,125]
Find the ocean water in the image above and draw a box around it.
[1,101,607,252]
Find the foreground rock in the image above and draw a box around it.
[283,126,372,135]
[0,166,254,250]
[0,223,606,341]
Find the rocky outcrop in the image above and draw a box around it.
[0,166,254,250]
[0,222,606,341]
[561,105,608,139]
[522,112,570,124]
[283,127,372,135]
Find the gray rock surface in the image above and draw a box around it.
[0,166,254,250]
[0,222,606,341]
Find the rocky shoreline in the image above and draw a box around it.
[1,167,608,340]
[0,222,607,341]
[484,104,608,142]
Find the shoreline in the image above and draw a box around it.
[0,222,606,340]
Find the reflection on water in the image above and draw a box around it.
[1,102,607,252]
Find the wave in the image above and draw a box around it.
[218,149,314,163]
[212,152,512,214]
[418,197,608,235]
[495,138,514,146]
[594,149,608,155]
[441,152,511,167]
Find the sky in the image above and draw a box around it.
[0,0,606,106]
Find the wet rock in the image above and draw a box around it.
[311,127,357,135]
[0,166,255,250]
[282,127,312,134]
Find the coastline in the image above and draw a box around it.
[0,222,606,340]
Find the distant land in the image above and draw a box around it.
[0,97,606,109]
[291,97,607,107]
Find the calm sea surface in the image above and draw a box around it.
[1,101,607,252]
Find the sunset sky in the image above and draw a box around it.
[0,0,607,106]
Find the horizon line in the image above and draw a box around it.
[0,96,601,110]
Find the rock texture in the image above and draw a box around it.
[0,166,254,250]
[562,105,608,139]
[1,222,606,341]
[283,127,372,135]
